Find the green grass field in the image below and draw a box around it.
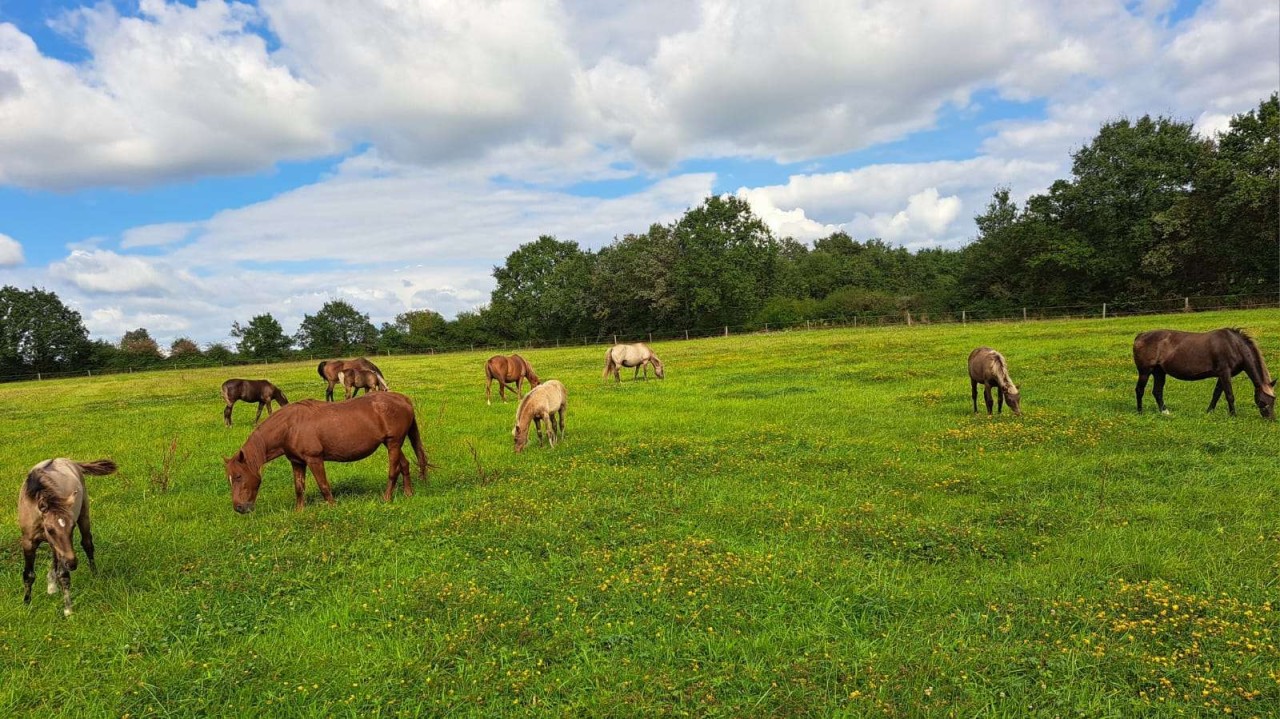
[1,310,1277,717]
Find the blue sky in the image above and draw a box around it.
[0,0,1273,344]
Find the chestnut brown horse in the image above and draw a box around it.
[223,392,429,513]
[18,458,117,616]
[222,378,289,427]
[485,354,540,405]
[317,358,386,402]
[1134,328,1275,419]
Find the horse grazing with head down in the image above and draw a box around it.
[968,347,1021,416]
[1133,328,1275,419]
[513,380,566,453]
[485,354,540,405]
[222,378,289,427]
[18,458,117,616]
[603,343,664,383]
[223,392,430,513]
[317,358,386,402]
[338,368,387,400]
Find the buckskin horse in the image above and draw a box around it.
[1133,328,1275,418]
[223,392,430,513]
[317,358,387,401]
[968,347,1022,416]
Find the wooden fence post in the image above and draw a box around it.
[1184,297,1190,312]
[1023,307,1027,321]
[723,326,729,337]
[684,330,689,340]
[962,310,966,324]
[1102,303,1107,319]
[613,334,617,344]
[648,332,652,343]
[906,310,912,326]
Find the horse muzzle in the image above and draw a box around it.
[234,502,256,514]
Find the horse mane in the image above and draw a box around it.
[23,462,70,514]
[991,352,1017,393]
[1231,328,1275,392]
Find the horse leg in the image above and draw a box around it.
[983,385,994,416]
[47,556,58,596]
[325,380,335,402]
[997,386,1005,414]
[290,461,308,511]
[634,365,640,380]
[498,380,506,403]
[534,416,544,446]
[486,376,493,406]
[1220,374,1237,416]
[1207,380,1224,412]
[1153,370,1168,413]
[398,445,414,498]
[224,400,234,427]
[21,539,36,604]
[308,461,337,506]
[557,407,565,438]
[56,560,72,616]
[384,443,405,502]
[78,504,96,574]
[253,402,266,425]
[1135,370,1149,413]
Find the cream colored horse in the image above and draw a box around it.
[603,343,664,383]
[513,380,567,452]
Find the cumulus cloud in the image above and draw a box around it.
[49,249,172,294]
[0,232,23,266]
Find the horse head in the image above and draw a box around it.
[37,497,78,570]
[651,356,665,379]
[224,450,263,513]
[1256,380,1276,420]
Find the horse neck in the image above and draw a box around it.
[242,424,285,469]
[992,356,1015,392]
[1239,335,1274,391]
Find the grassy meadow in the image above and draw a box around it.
[1,309,1278,717]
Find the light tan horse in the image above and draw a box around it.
[968,347,1021,416]
[338,368,387,400]
[485,354,541,405]
[18,458,117,616]
[513,380,567,453]
[603,343,664,383]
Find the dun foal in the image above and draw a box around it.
[513,380,567,453]
[968,347,1022,416]
[18,458,117,616]
[338,368,387,400]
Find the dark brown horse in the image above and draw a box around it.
[223,392,429,513]
[968,347,1021,416]
[222,379,289,427]
[1134,328,1275,418]
[18,458,117,616]
[317,358,386,402]
[484,354,540,405]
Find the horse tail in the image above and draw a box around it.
[221,382,233,405]
[77,459,118,476]
[406,415,434,479]
[317,361,328,380]
[603,349,615,378]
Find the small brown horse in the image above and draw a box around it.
[513,380,567,453]
[338,368,387,400]
[485,354,540,405]
[603,343,664,383]
[1134,328,1275,418]
[224,392,429,513]
[222,379,289,427]
[317,358,386,402]
[968,347,1021,416]
[18,458,117,616]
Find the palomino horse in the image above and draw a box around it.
[968,347,1021,416]
[338,368,387,400]
[603,343,664,383]
[222,379,289,427]
[224,392,429,513]
[1134,328,1275,418]
[485,354,540,405]
[317,358,386,402]
[18,458,117,616]
[513,380,566,453]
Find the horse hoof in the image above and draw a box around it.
[63,607,73,618]
[1161,409,1170,415]
[47,583,57,596]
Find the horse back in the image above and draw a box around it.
[1133,329,1243,379]
[277,393,416,460]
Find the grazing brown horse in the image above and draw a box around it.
[222,379,289,427]
[603,343,664,383]
[513,380,567,453]
[338,368,387,400]
[1134,328,1276,419]
[18,458,117,616]
[968,347,1021,416]
[317,358,386,402]
[485,354,540,405]
[223,392,429,513]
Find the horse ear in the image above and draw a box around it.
[36,496,50,514]
[1272,379,1277,388]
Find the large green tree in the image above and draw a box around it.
[231,313,292,359]
[0,286,91,376]
[295,300,378,355]
[669,195,779,328]
[489,236,595,340]
[380,309,450,351]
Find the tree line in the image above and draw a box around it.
[2,95,1275,378]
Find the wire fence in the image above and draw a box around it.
[2,289,1278,385]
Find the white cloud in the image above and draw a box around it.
[49,249,172,294]
[0,232,23,266]
[120,221,197,249]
